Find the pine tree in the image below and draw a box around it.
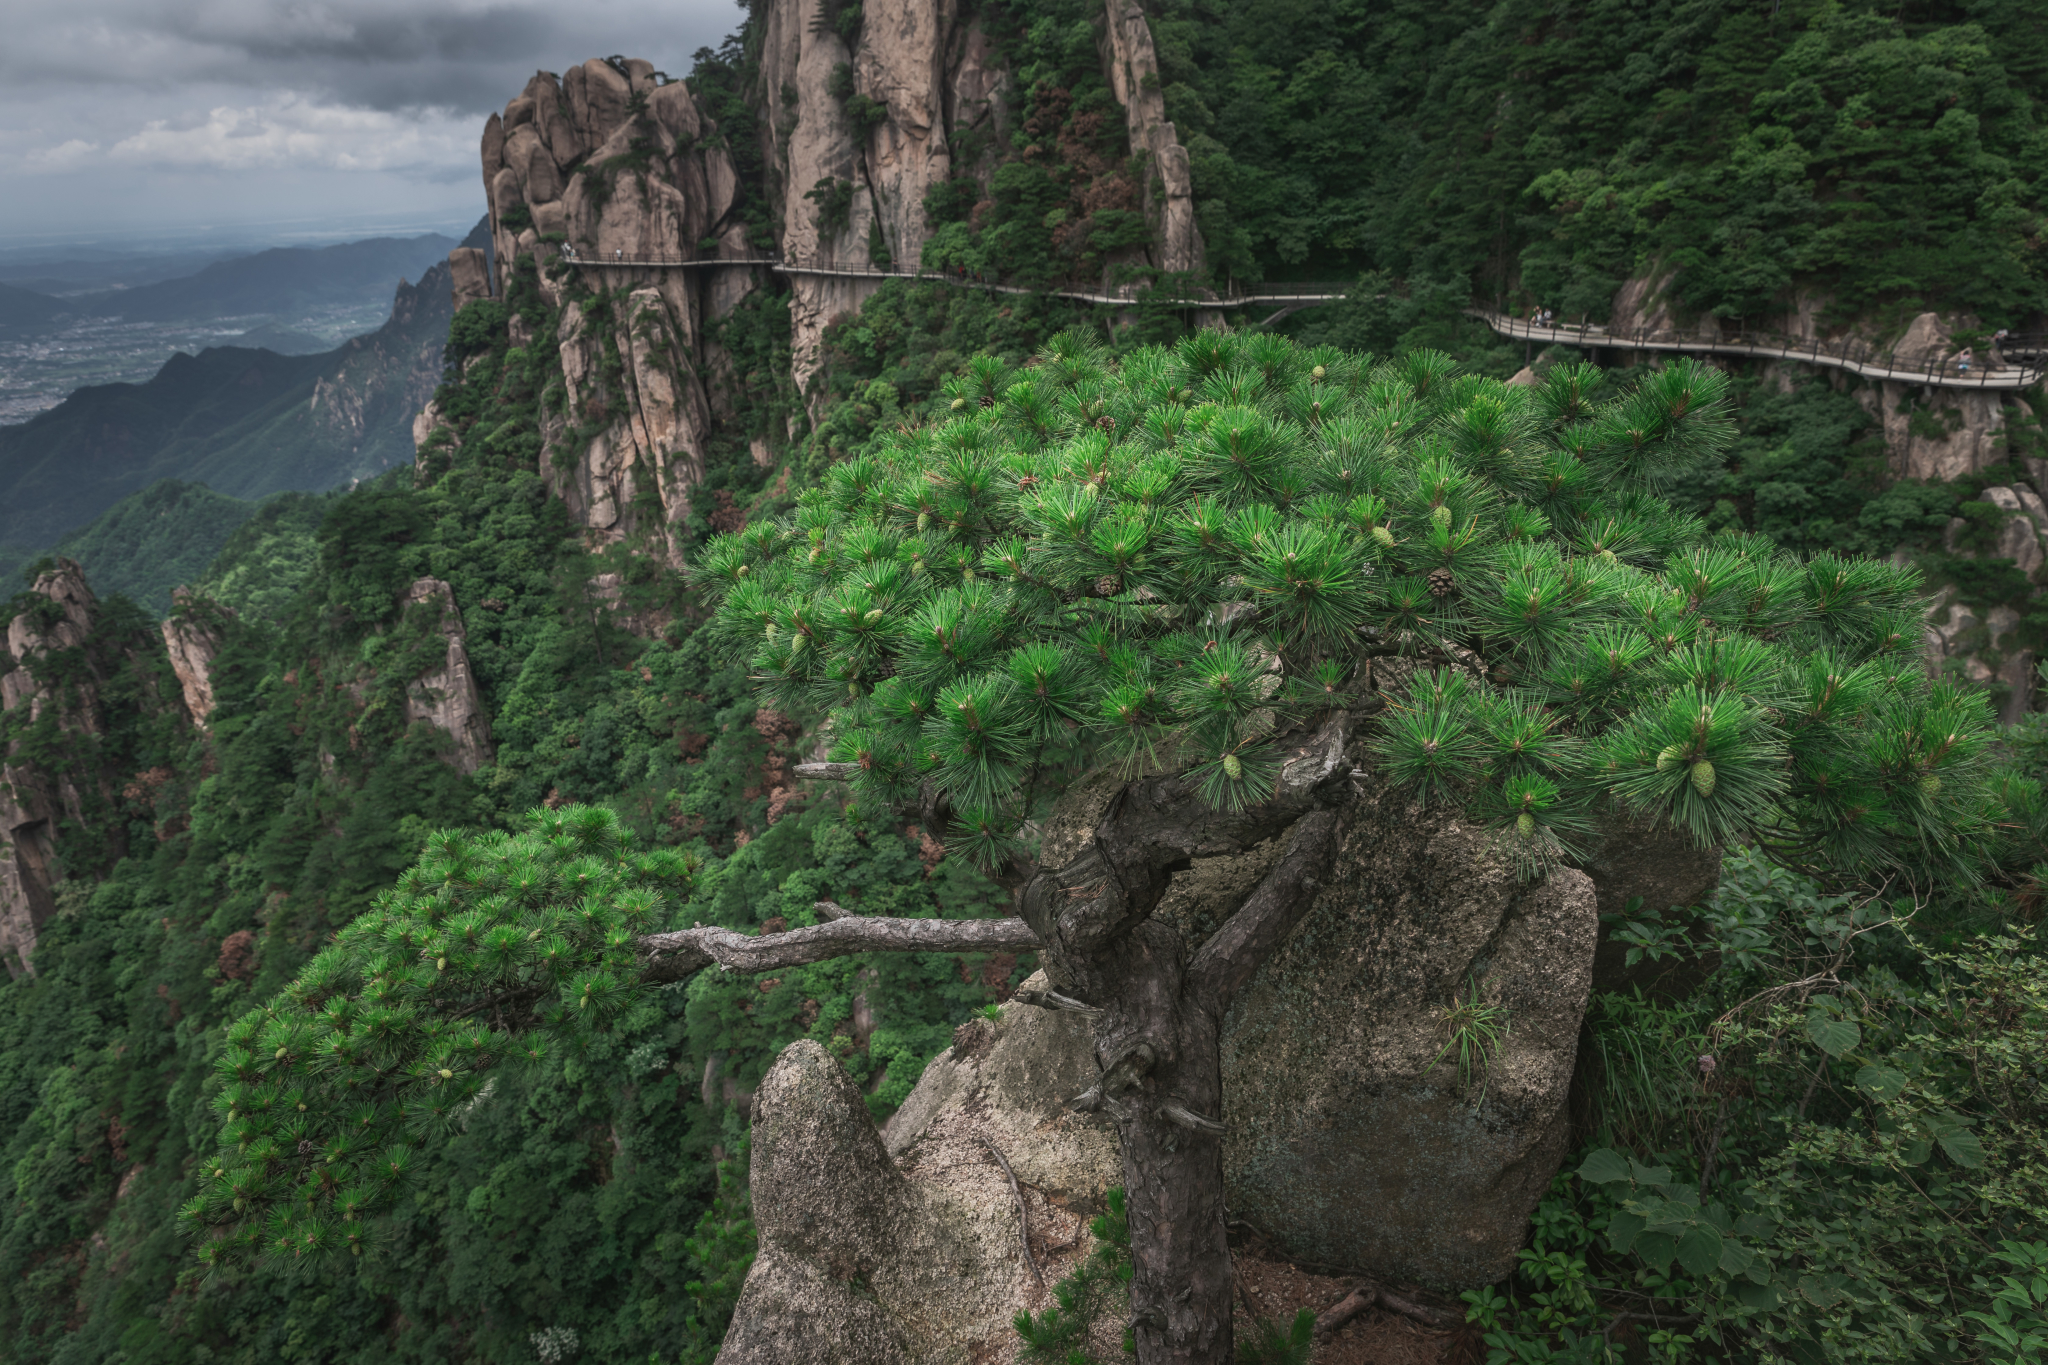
[186,330,2014,1365]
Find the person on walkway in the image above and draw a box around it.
[1957,346,1974,374]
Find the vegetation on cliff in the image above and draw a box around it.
[0,1,2045,1362]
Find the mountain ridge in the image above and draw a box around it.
[0,259,453,561]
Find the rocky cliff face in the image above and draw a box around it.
[0,563,108,975]
[1100,0,1202,277]
[756,0,1011,403]
[160,590,231,729]
[432,0,1209,542]
[312,263,453,453]
[461,58,756,564]
[1606,275,2047,708]
[400,578,494,775]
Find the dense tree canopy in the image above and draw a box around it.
[700,329,2005,881]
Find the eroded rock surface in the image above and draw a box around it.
[0,561,103,976]
[401,579,494,774]
[1101,0,1203,275]
[448,246,492,307]
[1014,756,1599,1291]
[160,590,232,729]
[719,1033,1113,1364]
[469,58,755,562]
[1217,776,1598,1288]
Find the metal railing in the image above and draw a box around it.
[543,247,2039,388]
[1471,309,2046,391]
[548,243,1351,310]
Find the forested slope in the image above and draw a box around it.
[0,3,2043,1364]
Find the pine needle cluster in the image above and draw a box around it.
[178,805,697,1269]
[699,329,2004,878]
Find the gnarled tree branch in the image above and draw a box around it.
[1019,713,1353,959]
[1187,807,1341,1014]
[637,916,1041,984]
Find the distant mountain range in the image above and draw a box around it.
[81,234,458,322]
[0,254,456,584]
[0,234,458,330]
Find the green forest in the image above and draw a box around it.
[1,1,2046,1363]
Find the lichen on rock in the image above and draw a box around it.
[718,1027,1114,1364]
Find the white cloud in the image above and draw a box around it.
[0,0,739,239]
[24,138,101,170]
[101,97,471,173]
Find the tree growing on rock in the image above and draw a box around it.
[184,330,2011,1364]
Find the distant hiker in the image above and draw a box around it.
[1957,346,1974,374]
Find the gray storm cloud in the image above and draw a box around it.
[0,0,740,242]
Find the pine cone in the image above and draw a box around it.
[1427,567,1456,598]
[1094,574,1123,597]
[1096,415,1116,431]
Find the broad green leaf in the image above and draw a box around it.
[1745,1260,1774,1286]
[1936,1125,1986,1169]
[1605,1210,1645,1255]
[1902,1136,1933,1166]
[1798,1275,1846,1310]
[1854,1064,1908,1100]
[1632,1198,1695,1234]
[1576,1149,1632,1185]
[1677,1223,1724,1277]
[1718,1238,1755,1275]
[1634,1231,1677,1274]
[1807,1013,1861,1057]
[1734,1212,1778,1240]
[1735,1280,1781,1310]
[1628,1157,1673,1188]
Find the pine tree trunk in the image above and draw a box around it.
[1015,713,1355,1365]
[1095,924,1236,1363]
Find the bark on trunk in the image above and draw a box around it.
[1017,715,1352,1364]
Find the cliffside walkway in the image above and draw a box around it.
[1469,309,2048,392]
[552,246,1347,313]
[551,248,2041,389]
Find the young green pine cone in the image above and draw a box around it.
[1223,753,1243,779]
[1311,365,1327,380]
[1657,744,1685,772]
[951,397,967,410]
[863,608,883,623]
[1432,504,1452,529]
[1371,526,1396,549]
[1690,760,1716,797]
[1919,774,1942,796]
[917,512,930,531]
[1517,812,1535,837]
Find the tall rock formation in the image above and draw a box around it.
[160,590,232,730]
[0,563,108,975]
[756,0,1202,402]
[434,2,1211,545]
[472,58,757,563]
[757,0,1010,402]
[401,578,494,775]
[1100,0,1202,276]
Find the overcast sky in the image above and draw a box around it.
[0,0,741,254]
